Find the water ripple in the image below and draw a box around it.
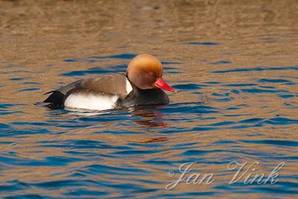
[1,53,298,198]
[212,65,298,73]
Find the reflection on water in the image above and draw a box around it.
[129,106,167,128]
[0,0,298,198]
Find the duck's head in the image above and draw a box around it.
[127,54,175,92]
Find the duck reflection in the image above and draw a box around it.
[128,105,169,144]
[46,104,168,129]
[128,105,167,128]
[43,103,169,143]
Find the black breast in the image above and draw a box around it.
[119,86,169,107]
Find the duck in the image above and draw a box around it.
[44,54,175,110]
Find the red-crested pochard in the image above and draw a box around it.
[44,54,175,110]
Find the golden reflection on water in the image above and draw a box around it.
[0,0,298,198]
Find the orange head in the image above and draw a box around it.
[127,54,175,92]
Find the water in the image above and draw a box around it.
[0,0,298,198]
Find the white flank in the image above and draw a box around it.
[126,78,133,94]
[64,93,118,111]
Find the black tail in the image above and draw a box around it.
[43,91,65,109]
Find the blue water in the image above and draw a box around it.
[1,50,297,198]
